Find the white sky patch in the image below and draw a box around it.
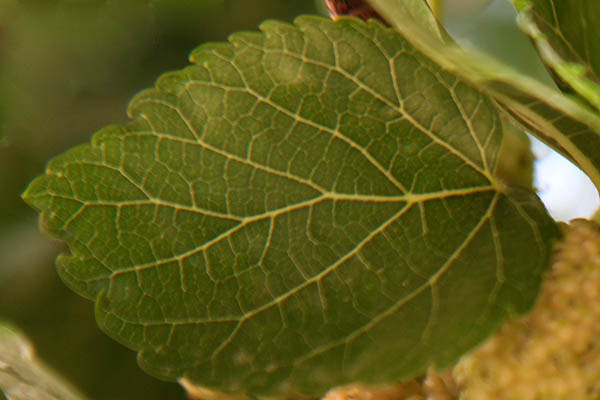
[530,136,600,222]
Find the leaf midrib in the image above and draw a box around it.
[92,188,502,371]
[81,184,496,323]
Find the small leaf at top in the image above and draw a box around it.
[23,15,558,398]
[513,0,600,91]
[513,0,600,111]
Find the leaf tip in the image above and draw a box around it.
[21,174,50,213]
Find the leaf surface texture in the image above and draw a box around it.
[23,17,558,397]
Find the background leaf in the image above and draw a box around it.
[23,16,558,397]
[513,0,600,111]
[0,323,86,400]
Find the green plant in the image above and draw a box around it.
[6,0,600,398]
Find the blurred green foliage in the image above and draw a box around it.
[0,0,550,399]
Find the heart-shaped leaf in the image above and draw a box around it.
[23,16,558,397]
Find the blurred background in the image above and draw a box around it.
[0,0,597,399]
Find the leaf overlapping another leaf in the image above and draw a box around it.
[507,0,600,182]
[465,54,600,190]
[23,16,558,397]
[370,0,600,193]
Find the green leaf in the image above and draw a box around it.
[372,0,600,192]
[23,16,558,397]
[513,0,600,110]
[0,323,87,400]
[513,0,600,75]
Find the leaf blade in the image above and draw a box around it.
[23,16,558,397]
